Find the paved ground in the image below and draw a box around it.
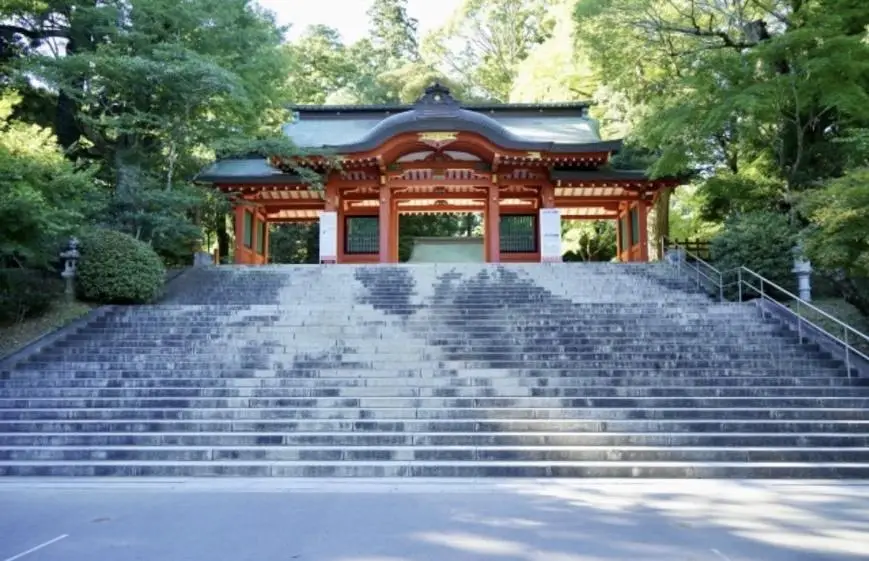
[1,479,868,561]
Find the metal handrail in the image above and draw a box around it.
[735,266,869,377]
[661,238,724,302]
[662,239,869,378]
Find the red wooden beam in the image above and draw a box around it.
[395,161,489,171]
[397,204,486,213]
[388,178,491,188]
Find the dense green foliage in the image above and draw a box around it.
[269,224,319,264]
[800,168,869,314]
[0,269,63,324]
[76,230,166,304]
[710,212,800,294]
[562,221,617,262]
[0,92,101,268]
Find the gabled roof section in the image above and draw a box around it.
[282,83,613,153]
[197,158,300,184]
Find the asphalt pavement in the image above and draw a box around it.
[1,478,867,561]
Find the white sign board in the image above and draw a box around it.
[319,211,338,263]
[539,208,562,262]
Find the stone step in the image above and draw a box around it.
[96,304,755,312]
[47,345,822,357]
[7,372,848,383]
[19,358,843,369]
[2,445,869,463]
[3,431,868,447]
[4,372,852,385]
[78,317,775,327]
[1,460,868,478]
[2,386,864,398]
[138,302,729,309]
[1,407,866,421]
[82,323,777,333]
[30,352,830,363]
[1,396,867,409]
[1,376,858,389]
[94,304,755,312]
[2,418,865,433]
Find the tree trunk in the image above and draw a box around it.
[650,188,672,260]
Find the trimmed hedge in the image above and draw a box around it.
[710,211,799,295]
[0,268,63,324]
[77,229,165,304]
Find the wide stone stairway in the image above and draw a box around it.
[0,263,867,477]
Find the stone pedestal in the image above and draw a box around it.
[793,258,812,302]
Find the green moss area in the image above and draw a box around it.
[0,300,95,359]
[785,298,869,356]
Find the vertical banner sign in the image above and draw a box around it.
[319,211,338,264]
[539,208,562,263]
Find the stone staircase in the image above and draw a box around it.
[0,263,867,478]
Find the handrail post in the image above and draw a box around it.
[737,269,743,302]
[845,329,851,379]
[718,271,724,303]
[796,299,803,343]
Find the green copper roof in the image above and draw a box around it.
[197,158,300,183]
[282,114,602,149]
[282,83,605,151]
[198,85,622,183]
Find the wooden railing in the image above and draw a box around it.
[664,237,711,260]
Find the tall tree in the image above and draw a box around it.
[0,90,101,267]
[285,25,358,104]
[367,0,420,64]
[510,0,597,102]
[13,0,292,262]
[423,0,557,100]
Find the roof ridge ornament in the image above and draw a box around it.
[415,82,459,108]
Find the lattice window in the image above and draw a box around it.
[345,216,379,254]
[500,214,537,253]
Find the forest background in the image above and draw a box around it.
[1,0,868,340]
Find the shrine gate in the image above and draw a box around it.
[197,84,678,264]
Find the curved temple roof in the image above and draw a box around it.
[281,83,615,153]
[198,83,628,183]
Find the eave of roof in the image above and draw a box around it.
[290,100,592,114]
[198,174,303,184]
[319,116,623,154]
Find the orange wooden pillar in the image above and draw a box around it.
[614,214,622,262]
[485,184,500,263]
[390,199,400,262]
[540,183,555,209]
[233,205,245,264]
[262,218,270,264]
[638,201,650,262]
[378,183,393,263]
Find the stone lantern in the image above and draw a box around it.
[792,244,812,302]
[59,237,80,302]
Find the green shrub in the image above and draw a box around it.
[76,229,165,304]
[710,211,799,296]
[0,268,63,324]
